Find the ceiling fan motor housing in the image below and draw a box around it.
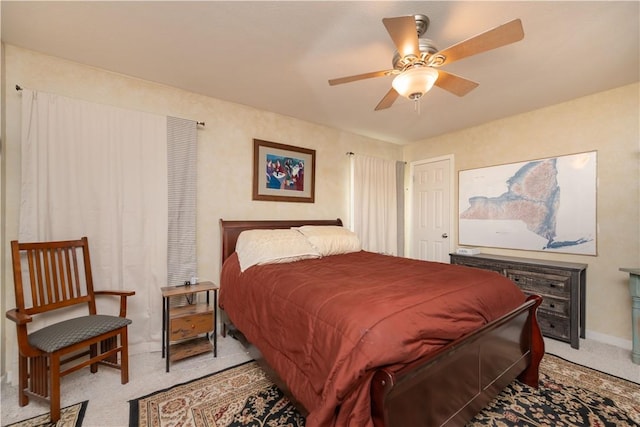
[392,38,439,71]
[391,14,438,71]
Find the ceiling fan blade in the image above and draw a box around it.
[383,16,420,58]
[435,70,479,97]
[435,19,524,66]
[374,88,400,111]
[328,70,393,86]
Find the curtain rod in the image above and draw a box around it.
[346,151,406,164]
[15,84,205,127]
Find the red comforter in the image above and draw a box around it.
[219,251,525,427]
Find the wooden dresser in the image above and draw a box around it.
[450,253,587,349]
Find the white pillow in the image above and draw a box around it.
[235,229,321,272]
[296,225,361,256]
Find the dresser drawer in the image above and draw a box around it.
[523,291,569,316]
[170,312,213,340]
[540,295,570,316]
[538,313,570,341]
[506,269,570,296]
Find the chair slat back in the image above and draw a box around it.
[11,237,96,316]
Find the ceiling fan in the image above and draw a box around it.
[328,14,524,111]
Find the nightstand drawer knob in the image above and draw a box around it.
[191,324,196,329]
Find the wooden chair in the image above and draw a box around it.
[5,237,135,422]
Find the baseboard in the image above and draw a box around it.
[585,329,633,350]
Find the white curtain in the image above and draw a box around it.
[17,90,168,370]
[350,154,399,255]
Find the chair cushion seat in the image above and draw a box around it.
[28,315,132,353]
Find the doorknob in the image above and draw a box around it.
[442,233,448,238]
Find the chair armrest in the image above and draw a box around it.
[94,290,136,297]
[95,290,136,318]
[6,308,32,325]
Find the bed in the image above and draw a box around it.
[218,218,544,427]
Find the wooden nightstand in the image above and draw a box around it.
[161,281,218,372]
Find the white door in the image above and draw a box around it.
[410,157,452,262]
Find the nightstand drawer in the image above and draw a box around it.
[506,269,570,296]
[170,312,212,340]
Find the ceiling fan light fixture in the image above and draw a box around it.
[392,66,439,100]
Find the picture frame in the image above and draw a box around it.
[252,139,316,203]
[458,151,597,255]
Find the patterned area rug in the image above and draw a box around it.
[129,355,640,427]
[4,401,87,427]
[469,354,640,426]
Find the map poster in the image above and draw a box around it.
[458,151,597,255]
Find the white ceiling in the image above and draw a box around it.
[2,1,639,144]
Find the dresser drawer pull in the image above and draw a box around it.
[549,303,555,309]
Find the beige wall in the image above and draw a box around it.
[0,45,402,373]
[404,82,640,345]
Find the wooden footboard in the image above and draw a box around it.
[370,294,544,427]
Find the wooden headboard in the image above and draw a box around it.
[219,218,343,264]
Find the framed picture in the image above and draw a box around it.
[458,151,597,255]
[252,139,316,203]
